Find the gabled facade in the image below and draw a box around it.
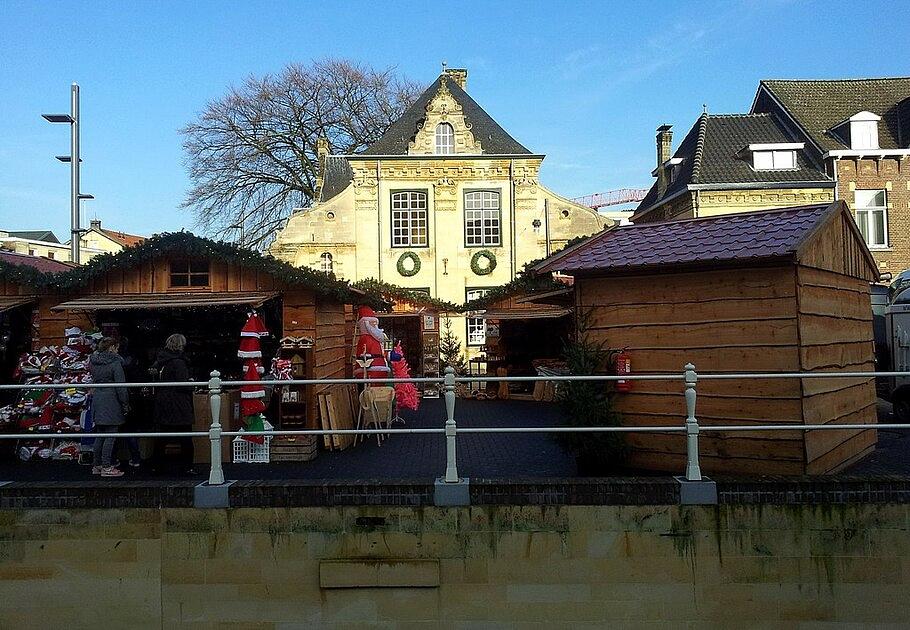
[632,114,834,223]
[751,77,910,274]
[271,68,610,354]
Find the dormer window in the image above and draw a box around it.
[747,143,802,170]
[435,123,454,154]
[848,111,880,150]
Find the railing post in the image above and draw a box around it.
[443,367,459,483]
[684,362,702,482]
[208,370,225,486]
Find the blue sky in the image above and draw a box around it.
[1,0,907,239]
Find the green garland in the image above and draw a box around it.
[396,251,421,277]
[353,278,458,312]
[0,232,385,308]
[470,250,497,276]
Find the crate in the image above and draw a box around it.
[232,421,273,463]
[269,434,318,462]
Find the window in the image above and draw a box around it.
[855,189,888,248]
[391,191,428,247]
[849,113,880,150]
[47,252,54,259]
[753,150,795,170]
[464,191,501,247]
[28,249,35,256]
[465,288,490,346]
[320,252,333,274]
[435,123,454,155]
[170,259,210,288]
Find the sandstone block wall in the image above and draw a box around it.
[1,504,909,627]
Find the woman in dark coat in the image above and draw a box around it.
[151,333,195,474]
[88,337,128,477]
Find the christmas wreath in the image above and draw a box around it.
[470,250,497,276]
[396,251,421,277]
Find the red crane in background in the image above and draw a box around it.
[572,188,648,209]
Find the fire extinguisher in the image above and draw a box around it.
[614,348,632,392]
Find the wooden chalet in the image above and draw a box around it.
[536,201,880,475]
[5,233,368,431]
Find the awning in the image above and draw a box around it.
[0,296,36,314]
[51,291,280,312]
[515,287,573,306]
[477,307,573,320]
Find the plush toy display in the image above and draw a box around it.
[353,306,390,379]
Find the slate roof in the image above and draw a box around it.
[319,155,354,202]
[5,230,60,243]
[634,114,831,218]
[537,203,836,275]
[361,75,531,156]
[756,78,910,151]
[0,249,74,273]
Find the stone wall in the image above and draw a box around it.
[2,503,909,627]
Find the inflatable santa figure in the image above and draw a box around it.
[353,306,390,379]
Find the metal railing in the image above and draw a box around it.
[0,364,892,486]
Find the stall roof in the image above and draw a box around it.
[0,295,36,313]
[52,291,280,311]
[477,307,572,320]
[534,201,877,278]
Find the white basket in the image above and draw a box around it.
[232,421,273,463]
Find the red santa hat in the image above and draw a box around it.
[240,362,265,399]
[240,311,269,338]
[357,305,377,320]
[240,397,266,417]
[238,336,261,359]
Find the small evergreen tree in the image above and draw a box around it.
[557,310,625,473]
[439,316,467,374]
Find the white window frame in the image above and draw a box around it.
[854,189,888,249]
[465,288,490,347]
[464,190,501,247]
[752,150,796,170]
[435,123,455,155]
[320,252,333,274]
[391,191,429,248]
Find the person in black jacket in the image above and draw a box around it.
[150,333,195,475]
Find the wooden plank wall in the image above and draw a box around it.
[797,264,877,474]
[577,266,806,475]
[92,259,280,294]
[799,211,878,282]
[282,288,318,428]
[314,296,348,430]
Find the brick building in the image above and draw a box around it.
[751,78,910,275]
[632,114,834,223]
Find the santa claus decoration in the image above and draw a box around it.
[353,306,390,379]
[237,311,270,443]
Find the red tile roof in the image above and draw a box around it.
[0,249,75,273]
[99,228,145,247]
[537,203,836,275]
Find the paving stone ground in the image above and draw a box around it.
[0,398,578,482]
[0,397,905,482]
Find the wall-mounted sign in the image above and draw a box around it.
[423,315,436,331]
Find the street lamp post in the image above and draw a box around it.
[42,83,83,264]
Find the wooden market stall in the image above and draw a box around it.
[41,233,365,435]
[0,251,75,388]
[470,288,574,399]
[535,201,880,475]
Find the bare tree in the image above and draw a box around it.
[181,59,421,247]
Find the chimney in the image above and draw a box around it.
[90,219,102,230]
[656,124,673,198]
[444,68,468,91]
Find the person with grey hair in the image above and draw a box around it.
[89,337,128,477]
[150,333,196,474]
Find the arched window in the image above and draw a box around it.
[435,123,454,155]
[320,252,333,274]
